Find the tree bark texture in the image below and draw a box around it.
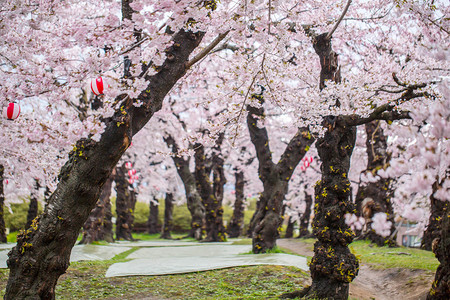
[5,28,204,299]
[427,204,450,299]
[79,174,114,244]
[115,163,136,241]
[303,32,359,300]
[160,193,174,239]
[355,120,395,246]
[147,197,159,234]
[0,164,6,243]
[247,95,315,253]
[164,134,205,240]
[227,170,245,238]
[194,140,227,242]
[298,191,313,238]
[308,119,359,299]
[25,180,40,230]
[422,176,449,251]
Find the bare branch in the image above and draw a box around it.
[326,0,352,40]
[186,31,230,68]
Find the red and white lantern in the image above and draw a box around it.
[90,76,105,96]
[309,156,314,163]
[128,178,134,185]
[125,162,132,169]
[304,160,310,168]
[3,102,20,120]
[300,166,306,172]
[128,170,133,177]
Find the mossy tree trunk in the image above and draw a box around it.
[0,164,6,243]
[422,176,449,251]
[160,193,174,239]
[355,120,395,246]
[147,197,159,234]
[25,179,40,230]
[228,170,245,238]
[79,174,114,244]
[164,134,205,240]
[248,95,315,253]
[194,137,227,242]
[298,191,313,238]
[5,27,204,299]
[308,119,359,299]
[427,202,450,299]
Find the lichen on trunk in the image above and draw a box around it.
[307,118,359,299]
[247,94,314,253]
[427,203,449,299]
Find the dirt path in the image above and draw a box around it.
[277,239,435,300]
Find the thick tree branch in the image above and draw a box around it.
[276,128,315,180]
[246,95,275,182]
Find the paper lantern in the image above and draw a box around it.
[300,166,306,172]
[3,102,20,120]
[128,170,133,177]
[309,156,314,163]
[304,160,310,168]
[132,175,139,180]
[131,169,137,175]
[90,76,105,95]
[125,162,132,169]
[128,178,134,185]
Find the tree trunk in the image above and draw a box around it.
[285,216,295,238]
[160,193,174,239]
[5,28,204,299]
[422,177,448,251]
[147,197,159,234]
[355,120,395,246]
[79,174,114,244]
[25,179,40,230]
[298,191,313,238]
[307,119,359,299]
[194,142,227,242]
[227,170,245,238]
[115,163,135,241]
[101,193,114,243]
[302,33,358,299]
[427,203,450,299]
[0,164,6,243]
[164,134,205,240]
[247,94,314,253]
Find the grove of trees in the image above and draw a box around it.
[0,0,448,299]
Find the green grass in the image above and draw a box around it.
[349,240,439,271]
[291,238,439,271]
[0,253,309,299]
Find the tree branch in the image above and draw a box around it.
[185,31,230,68]
[326,0,352,40]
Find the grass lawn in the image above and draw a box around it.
[0,235,439,299]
